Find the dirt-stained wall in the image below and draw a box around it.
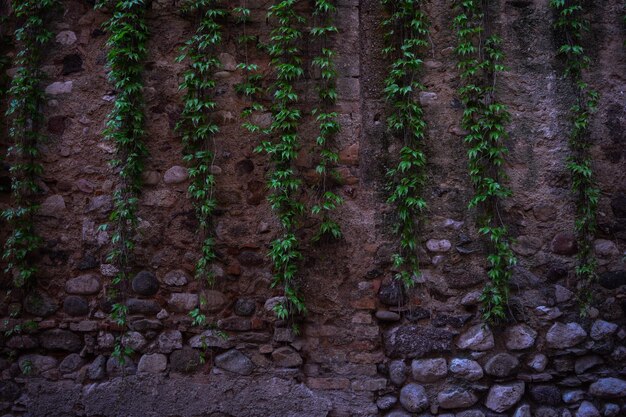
[0,1,625,416]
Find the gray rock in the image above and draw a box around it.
[588,378,626,398]
[594,240,619,257]
[45,81,73,95]
[437,386,478,409]
[127,298,161,315]
[63,295,89,316]
[189,330,232,349]
[485,382,525,413]
[555,285,574,303]
[23,291,58,317]
[574,355,603,374]
[449,358,483,381]
[273,328,295,343]
[122,331,147,351]
[513,404,532,417]
[202,290,227,312]
[457,324,494,351]
[590,320,618,340]
[65,274,101,294]
[162,269,189,286]
[411,358,447,382]
[170,348,201,373]
[388,360,407,386]
[484,353,519,377]
[59,353,84,373]
[528,353,549,372]
[129,318,163,332]
[599,271,626,290]
[601,403,619,417]
[156,330,183,353]
[87,355,106,380]
[456,411,484,417]
[535,406,559,417]
[163,166,188,184]
[39,329,82,352]
[215,349,254,375]
[272,346,302,367]
[168,293,199,312]
[563,390,586,404]
[426,239,451,252]
[576,401,600,417]
[56,30,77,45]
[375,310,401,321]
[131,271,159,296]
[383,325,454,358]
[505,324,537,350]
[19,354,58,376]
[234,298,256,316]
[530,385,561,405]
[551,232,577,255]
[106,356,136,376]
[39,194,66,217]
[546,322,587,349]
[376,395,397,410]
[386,412,411,417]
[378,281,406,306]
[399,383,429,413]
[138,353,167,374]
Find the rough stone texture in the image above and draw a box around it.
[383,325,454,358]
[485,382,525,413]
[437,386,478,409]
[546,323,588,349]
[484,353,519,377]
[215,349,254,375]
[39,329,82,352]
[457,325,495,351]
[588,378,626,398]
[138,353,167,374]
[388,360,407,386]
[0,1,624,416]
[131,271,159,296]
[411,358,447,382]
[399,383,428,413]
[449,358,483,381]
[505,324,537,350]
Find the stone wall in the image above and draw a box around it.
[0,0,625,416]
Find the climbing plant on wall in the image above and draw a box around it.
[176,0,226,327]
[310,0,342,242]
[550,0,599,315]
[257,0,307,320]
[2,0,56,289]
[96,0,149,359]
[454,0,517,322]
[380,0,429,289]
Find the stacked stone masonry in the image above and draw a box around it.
[0,0,625,416]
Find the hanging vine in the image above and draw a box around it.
[454,0,517,323]
[380,0,429,288]
[310,0,342,242]
[176,0,225,327]
[95,0,149,360]
[550,0,599,315]
[256,0,307,320]
[2,0,56,289]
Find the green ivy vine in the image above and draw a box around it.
[96,0,149,360]
[2,0,56,289]
[310,0,342,242]
[380,0,429,288]
[256,0,307,320]
[176,0,226,327]
[454,0,517,323]
[550,0,599,315]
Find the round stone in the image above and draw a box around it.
[234,298,256,316]
[437,386,478,409]
[63,296,89,316]
[138,353,167,374]
[484,353,519,377]
[388,360,407,386]
[505,324,537,350]
[170,348,200,373]
[449,358,483,381]
[162,270,189,286]
[163,165,188,184]
[65,274,101,295]
[132,271,159,296]
[399,383,429,413]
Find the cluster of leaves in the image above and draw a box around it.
[454,0,517,323]
[551,0,599,315]
[256,0,307,320]
[380,0,429,288]
[176,1,224,286]
[2,0,56,289]
[310,0,342,242]
[95,0,149,361]
[233,0,265,132]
